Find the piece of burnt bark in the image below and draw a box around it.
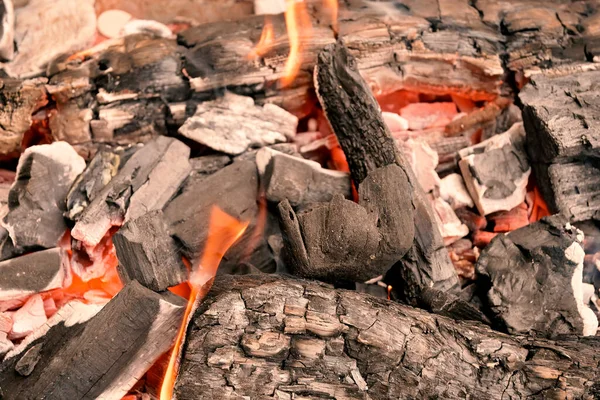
[476,216,598,337]
[178,92,298,156]
[0,248,68,302]
[258,148,351,207]
[113,210,187,291]
[0,281,186,400]
[65,149,121,221]
[312,42,458,298]
[3,142,85,252]
[71,136,190,280]
[175,275,600,399]
[458,122,530,216]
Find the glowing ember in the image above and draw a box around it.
[160,206,249,400]
[248,16,275,59]
[281,0,312,87]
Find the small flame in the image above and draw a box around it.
[281,0,312,87]
[248,16,275,59]
[324,0,339,34]
[160,206,249,400]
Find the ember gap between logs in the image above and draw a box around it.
[0,0,599,398]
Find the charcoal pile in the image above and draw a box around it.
[0,0,599,399]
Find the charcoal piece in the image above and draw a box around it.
[236,143,300,164]
[458,123,530,216]
[71,136,190,280]
[259,148,352,207]
[14,343,42,377]
[313,42,458,300]
[2,142,85,251]
[0,0,14,61]
[65,150,121,221]
[113,210,187,291]
[0,248,68,302]
[476,216,598,337]
[400,139,440,194]
[431,198,469,246]
[520,70,600,164]
[178,92,298,156]
[164,160,259,261]
[0,281,185,400]
[189,155,232,175]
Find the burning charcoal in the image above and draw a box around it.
[3,142,85,252]
[455,207,487,231]
[400,102,458,130]
[237,143,300,164]
[258,148,352,207]
[0,0,14,61]
[472,230,497,248]
[8,294,46,340]
[178,92,298,156]
[401,139,441,193]
[3,0,96,78]
[0,332,13,357]
[113,210,187,291]
[489,203,529,232]
[459,122,530,216]
[71,137,190,280]
[164,160,258,261]
[0,281,185,399]
[0,313,11,334]
[14,343,42,377]
[432,198,469,246]
[477,216,598,337]
[382,112,409,132]
[65,150,121,221]
[445,98,510,138]
[439,173,474,209]
[0,248,68,302]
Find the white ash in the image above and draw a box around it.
[402,138,440,193]
[122,19,174,38]
[567,239,599,336]
[439,173,474,209]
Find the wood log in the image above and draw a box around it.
[313,41,458,300]
[0,281,185,400]
[173,274,600,399]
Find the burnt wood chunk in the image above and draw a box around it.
[3,142,85,252]
[313,42,458,298]
[178,92,298,156]
[0,248,68,302]
[65,149,121,221]
[259,148,351,207]
[164,160,259,262]
[477,216,597,337]
[458,123,530,216]
[0,281,186,400]
[520,70,600,164]
[113,210,187,291]
[174,275,600,399]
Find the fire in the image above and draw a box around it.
[160,206,249,400]
[248,16,275,59]
[281,0,312,87]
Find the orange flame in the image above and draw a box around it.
[248,16,275,59]
[160,206,249,400]
[281,0,312,87]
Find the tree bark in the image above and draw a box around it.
[174,275,600,399]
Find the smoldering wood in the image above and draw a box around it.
[260,148,351,207]
[2,142,85,252]
[0,248,68,301]
[0,281,186,400]
[65,149,121,221]
[313,42,458,300]
[174,274,600,399]
[476,216,593,337]
[178,92,298,156]
[113,210,188,292]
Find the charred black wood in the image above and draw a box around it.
[476,215,597,337]
[174,274,600,399]
[313,42,458,299]
[0,248,68,302]
[113,210,187,291]
[0,281,185,400]
[2,142,85,253]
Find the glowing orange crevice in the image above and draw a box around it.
[160,206,249,400]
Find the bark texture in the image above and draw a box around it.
[174,275,600,399]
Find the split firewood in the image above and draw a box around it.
[178,92,298,156]
[258,148,352,207]
[309,41,458,300]
[71,136,190,280]
[0,0,14,61]
[113,210,188,291]
[458,122,530,216]
[0,248,68,302]
[0,281,186,399]
[174,274,600,399]
[477,216,598,337]
[2,142,85,253]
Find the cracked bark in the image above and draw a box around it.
[174,275,600,399]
